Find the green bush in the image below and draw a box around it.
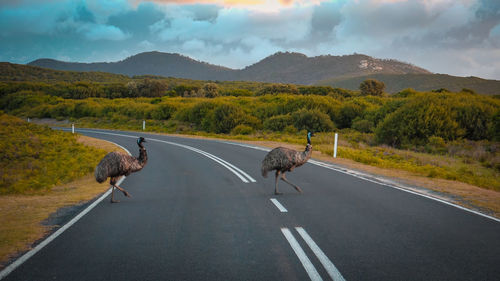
[375,94,464,147]
[231,124,254,135]
[292,109,335,132]
[211,104,244,133]
[352,118,374,133]
[152,103,177,120]
[263,114,293,131]
[360,79,385,96]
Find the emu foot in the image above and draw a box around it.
[110,199,120,203]
[123,191,131,197]
[274,191,283,195]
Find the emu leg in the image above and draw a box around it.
[114,184,131,198]
[110,186,120,203]
[281,173,303,193]
[274,171,282,195]
[110,178,120,203]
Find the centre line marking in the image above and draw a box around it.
[270,198,288,212]
[296,227,346,281]
[62,128,256,183]
[281,228,323,281]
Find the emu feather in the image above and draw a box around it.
[94,137,148,203]
[261,132,313,195]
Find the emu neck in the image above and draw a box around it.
[302,144,313,160]
[138,145,148,166]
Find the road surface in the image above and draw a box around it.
[2,128,499,281]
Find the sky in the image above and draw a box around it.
[1,0,499,79]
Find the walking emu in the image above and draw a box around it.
[261,132,314,195]
[95,137,148,203]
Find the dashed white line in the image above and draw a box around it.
[281,228,323,281]
[296,227,346,281]
[270,198,288,212]
[220,140,500,223]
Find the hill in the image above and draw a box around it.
[0,62,129,83]
[28,51,429,83]
[29,52,233,81]
[319,73,500,95]
[234,52,430,84]
[21,51,500,95]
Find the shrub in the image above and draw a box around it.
[264,114,293,131]
[257,84,299,95]
[211,104,244,133]
[352,118,374,133]
[360,79,385,96]
[152,103,177,120]
[202,83,219,98]
[231,124,254,135]
[375,94,464,147]
[292,109,335,132]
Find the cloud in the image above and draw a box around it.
[81,24,130,41]
[0,0,499,79]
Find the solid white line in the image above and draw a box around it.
[220,140,500,223]
[64,128,256,183]
[296,227,346,281]
[281,228,323,281]
[270,198,288,212]
[0,141,131,280]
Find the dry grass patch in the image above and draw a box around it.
[0,135,123,269]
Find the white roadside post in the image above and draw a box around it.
[72,123,75,134]
[27,117,30,123]
[333,133,338,158]
[143,120,146,131]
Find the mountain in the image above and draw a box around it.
[29,51,233,81]
[235,52,430,84]
[28,51,429,83]
[26,51,500,94]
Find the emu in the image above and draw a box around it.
[261,132,314,195]
[95,137,148,203]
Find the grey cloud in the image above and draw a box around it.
[107,3,164,35]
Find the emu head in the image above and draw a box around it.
[137,137,147,147]
[307,131,314,145]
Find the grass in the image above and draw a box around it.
[63,117,500,192]
[0,114,107,194]
[0,135,123,269]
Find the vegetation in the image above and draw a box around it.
[1,64,499,192]
[0,113,106,194]
[360,79,385,96]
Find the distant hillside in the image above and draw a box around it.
[29,52,233,81]
[22,51,500,95]
[28,51,429,83]
[0,62,129,83]
[319,73,500,95]
[235,52,430,84]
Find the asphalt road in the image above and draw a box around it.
[3,129,500,281]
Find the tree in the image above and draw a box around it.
[360,79,385,96]
[203,83,219,98]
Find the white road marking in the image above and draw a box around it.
[270,198,288,212]
[221,140,500,223]
[281,228,323,281]
[296,227,346,281]
[0,141,131,280]
[63,128,256,183]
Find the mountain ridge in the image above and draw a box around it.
[23,51,500,94]
[28,51,430,82]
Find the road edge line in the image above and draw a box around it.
[0,140,131,280]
